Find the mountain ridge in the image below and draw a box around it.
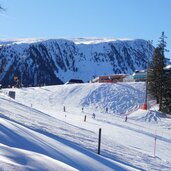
[0,38,153,87]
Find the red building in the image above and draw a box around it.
[91,74,128,83]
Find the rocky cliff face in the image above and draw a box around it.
[0,38,153,87]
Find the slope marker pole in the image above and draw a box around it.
[98,128,102,155]
[154,136,157,157]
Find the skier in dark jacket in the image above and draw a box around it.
[125,115,128,122]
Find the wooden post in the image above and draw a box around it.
[154,136,157,157]
[98,128,102,155]
[84,115,86,122]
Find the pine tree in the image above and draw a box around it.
[148,32,171,114]
[158,32,171,114]
[148,47,165,109]
[162,67,171,114]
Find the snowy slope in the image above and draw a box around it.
[0,38,153,87]
[1,82,171,171]
[0,143,78,171]
[6,82,145,115]
[1,117,135,171]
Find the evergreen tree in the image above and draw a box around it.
[148,47,165,110]
[162,66,171,114]
[159,32,171,114]
[148,32,171,114]
[148,32,167,112]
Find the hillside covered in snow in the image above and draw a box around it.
[1,82,171,171]
[0,38,153,87]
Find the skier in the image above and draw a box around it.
[125,115,128,122]
[82,107,84,112]
[63,106,66,112]
[92,113,96,119]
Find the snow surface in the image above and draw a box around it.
[71,38,132,44]
[1,82,171,171]
[0,38,132,45]
[165,65,171,69]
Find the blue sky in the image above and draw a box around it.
[0,0,171,59]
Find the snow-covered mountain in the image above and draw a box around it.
[0,38,153,87]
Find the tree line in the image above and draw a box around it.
[148,32,171,114]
